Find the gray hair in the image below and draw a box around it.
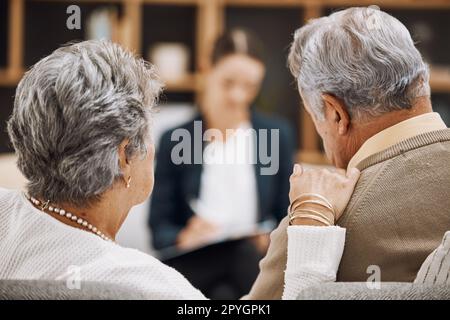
[7,40,162,207]
[288,7,430,120]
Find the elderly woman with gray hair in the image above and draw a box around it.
[0,40,360,299]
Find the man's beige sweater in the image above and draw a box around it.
[245,129,450,299]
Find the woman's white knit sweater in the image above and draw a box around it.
[0,187,346,299]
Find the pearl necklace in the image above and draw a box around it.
[26,194,112,242]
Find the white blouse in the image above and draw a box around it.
[197,122,258,236]
[0,187,346,300]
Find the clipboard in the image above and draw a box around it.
[158,219,276,261]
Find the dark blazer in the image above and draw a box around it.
[149,110,295,250]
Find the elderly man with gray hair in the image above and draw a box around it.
[246,7,450,299]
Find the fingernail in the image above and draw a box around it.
[293,164,301,174]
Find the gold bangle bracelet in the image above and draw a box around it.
[290,208,334,225]
[289,193,335,216]
[299,193,334,209]
[289,213,332,226]
[290,199,334,215]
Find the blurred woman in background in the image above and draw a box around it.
[149,29,295,299]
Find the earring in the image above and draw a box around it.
[126,176,131,188]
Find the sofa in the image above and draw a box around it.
[0,279,449,300]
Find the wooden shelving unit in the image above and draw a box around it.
[2,0,450,164]
[430,66,450,93]
[163,73,202,92]
[0,69,23,86]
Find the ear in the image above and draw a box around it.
[118,139,132,183]
[322,94,351,135]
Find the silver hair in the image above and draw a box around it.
[288,7,430,120]
[7,40,162,207]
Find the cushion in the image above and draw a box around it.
[0,280,147,300]
[296,282,450,300]
[415,231,450,285]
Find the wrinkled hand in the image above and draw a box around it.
[176,215,220,250]
[289,164,360,222]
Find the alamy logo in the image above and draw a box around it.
[366,265,381,290]
[66,5,81,30]
[66,265,81,290]
[170,121,280,175]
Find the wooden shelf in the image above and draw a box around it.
[142,0,200,5]
[225,0,306,7]
[0,68,202,92]
[430,66,450,93]
[323,0,450,9]
[0,69,23,86]
[225,0,450,8]
[30,0,200,4]
[27,0,450,7]
[163,73,202,92]
[4,66,448,95]
[29,0,124,3]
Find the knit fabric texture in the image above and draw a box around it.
[337,129,450,282]
[0,188,205,299]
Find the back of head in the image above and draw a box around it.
[288,7,430,121]
[7,40,162,207]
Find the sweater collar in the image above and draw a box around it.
[348,112,447,170]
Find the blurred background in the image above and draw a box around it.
[0,0,450,295]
